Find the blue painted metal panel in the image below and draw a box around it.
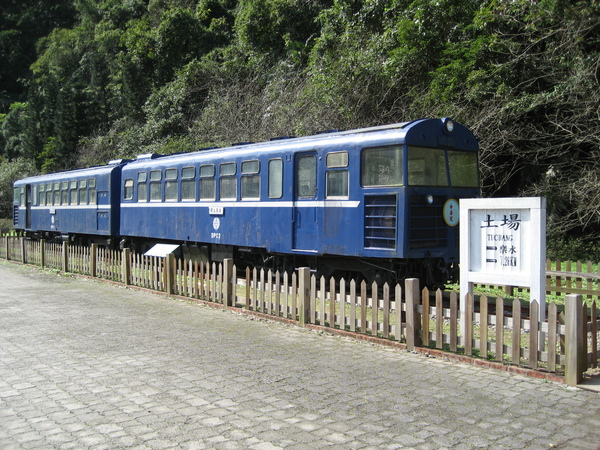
[118,118,478,262]
[13,162,125,237]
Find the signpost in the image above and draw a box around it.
[459,197,547,330]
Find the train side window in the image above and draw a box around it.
[61,181,68,205]
[79,179,88,204]
[46,183,54,206]
[38,185,45,206]
[200,164,215,201]
[165,168,178,201]
[268,159,283,199]
[181,166,195,201]
[150,170,162,201]
[70,180,78,205]
[297,155,316,198]
[361,145,403,187]
[219,162,237,200]
[241,160,260,200]
[137,172,147,202]
[124,179,134,200]
[89,178,97,205]
[53,183,59,205]
[326,152,349,198]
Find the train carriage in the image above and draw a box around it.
[12,161,126,244]
[13,118,479,285]
[118,118,479,283]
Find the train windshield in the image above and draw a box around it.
[407,147,448,186]
[407,146,478,187]
[447,150,478,187]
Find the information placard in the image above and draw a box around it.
[460,197,546,322]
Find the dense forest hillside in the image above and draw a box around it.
[1,0,599,257]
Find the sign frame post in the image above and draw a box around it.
[459,197,546,336]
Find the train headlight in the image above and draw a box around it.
[426,194,434,204]
[443,117,454,133]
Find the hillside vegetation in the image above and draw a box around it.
[1,0,599,257]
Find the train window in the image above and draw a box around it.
[407,147,448,186]
[241,160,260,200]
[79,179,88,205]
[326,152,348,168]
[137,172,147,202]
[54,183,61,205]
[32,185,38,206]
[79,179,88,204]
[165,169,178,201]
[326,151,349,198]
[13,187,19,204]
[124,179,134,200]
[79,188,88,205]
[150,170,162,201]
[327,171,349,198]
[241,160,259,174]
[448,151,478,187]
[220,163,237,200]
[45,184,52,205]
[220,178,236,200]
[241,176,260,200]
[60,182,68,205]
[89,187,97,205]
[200,164,214,177]
[181,167,195,201]
[150,183,161,201]
[361,146,403,187]
[200,178,215,200]
[89,178,96,188]
[220,162,236,176]
[69,180,78,205]
[19,187,25,206]
[297,155,316,198]
[38,185,45,206]
[200,165,215,201]
[268,159,283,199]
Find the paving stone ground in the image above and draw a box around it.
[1,261,600,449]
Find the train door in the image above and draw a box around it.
[25,184,32,229]
[96,190,110,232]
[293,152,318,251]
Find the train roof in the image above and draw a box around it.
[14,159,128,186]
[14,118,478,185]
[123,118,478,169]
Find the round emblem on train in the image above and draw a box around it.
[443,199,459,227]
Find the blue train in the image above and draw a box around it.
[13,118,479,285]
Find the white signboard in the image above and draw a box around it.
[460,197,546,322]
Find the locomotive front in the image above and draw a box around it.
[395,118,479,284]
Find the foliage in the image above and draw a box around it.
[0,0,599,256]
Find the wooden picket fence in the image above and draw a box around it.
[2,236,599,385]
[477,259,600,302]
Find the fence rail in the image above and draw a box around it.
[2,236,599,385]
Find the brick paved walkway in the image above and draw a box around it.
[1,261,600,449]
